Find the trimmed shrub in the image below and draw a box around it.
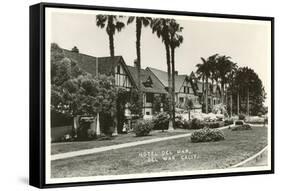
[100,113,114,136]
[238,114,246,120]
[182,120,191,129]
[153,112,169,130]
[206,122,220,129]
[175,115,184,129]
[174,115,192,129]
[133,120,153,137]
[232,124,252,131]
[76,118,95,141]
[87,129,97,139]
[190,118,205,129]
[235,120,244,125]
[257,112,263,117]
[191,128,225,143]
[224,119,234,126]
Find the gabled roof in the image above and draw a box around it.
[147,67,189,93]
[196,81,204,93]
[175,75,188,92]
[50,47,137,88]
[147,67,169,87]
[127,66,167,94]
[62,49,123,76]
[212,84,221,95]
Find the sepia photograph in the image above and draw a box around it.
[41,4,273,186]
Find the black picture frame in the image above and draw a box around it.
[30,2,275,189]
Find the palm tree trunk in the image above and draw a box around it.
[109,35,114,57]
[211,79,214,110]
[225,86,228,112]
[136,19,143,116]
[205,77,208,113]
[237,89,240,115]
[165,42,173,131]
[171,47,176,128]
[247,87,250,116]
[221,83,224,105]
[108,17,115,57]
[230,93,233,117]
[202,75,205,112]
[108,18,118,136]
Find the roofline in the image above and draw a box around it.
[127,65,167,94]
[118,57,138,90]
[145,67,167,88]
[177,75,189,93]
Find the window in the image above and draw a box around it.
[117,65,121,74]
[184,86,190,94]
[179,97,184,103]
[146,93,153,103]
[146,111,150,115]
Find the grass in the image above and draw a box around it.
[51,126,267,178]
[51,129,191,155]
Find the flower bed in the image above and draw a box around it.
[245,116,266,124]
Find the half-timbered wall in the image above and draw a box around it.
[114,64,132,90]
[176,79,199,107]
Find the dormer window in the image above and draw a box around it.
[143,76,153,88]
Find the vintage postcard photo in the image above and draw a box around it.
[44,7,272,184]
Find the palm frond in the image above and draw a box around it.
[96,15,107,28]
[115,21,125,32]
[127,16,135,25]
[142,17,151,26]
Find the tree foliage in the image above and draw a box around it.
[232,67,266,115]
[50,43,118,118]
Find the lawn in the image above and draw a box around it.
[51,129,192,155]
[51,126,267,178]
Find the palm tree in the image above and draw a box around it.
[208,54,219,110]
[127,16,151,116]
[169,20,183,125]
[196,64,205,109]
[96,15,125,136]
[96,15,125,57]
[151,18,174,130]
[196,57,211,113]
[226,67,237,117]
[216,55,236,105]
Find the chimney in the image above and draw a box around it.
[175,71,178,75]
[134,59,138,67]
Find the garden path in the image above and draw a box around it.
[51,125,231,161]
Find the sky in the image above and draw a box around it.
[49,8,271,105]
